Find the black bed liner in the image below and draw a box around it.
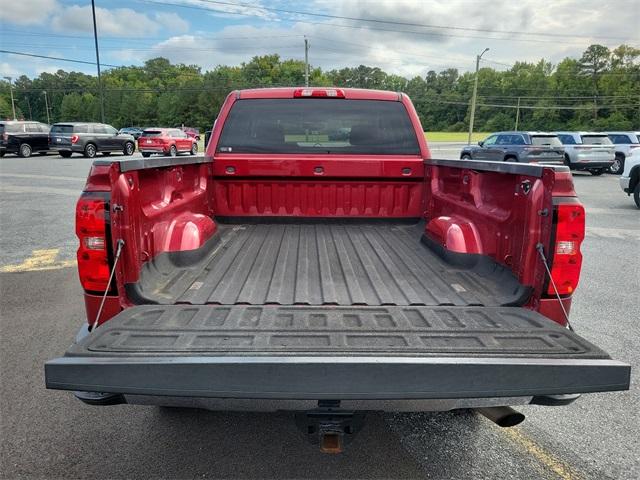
[66,305,607,358]
[128,221,530,307]
[45,304,630,399]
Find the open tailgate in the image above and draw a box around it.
[45,305,629,399]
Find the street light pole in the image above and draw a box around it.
[3,76,16,120]
[91,0,105,123]
[43,91,51,124]
[467,47,489,145]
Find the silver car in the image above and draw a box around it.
[606,132,640,175]
[555,132,615,176]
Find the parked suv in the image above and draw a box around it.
[555,132,615,176]
[138,128,198,157]
[118,127,144,139]
[619,148,640,208]
[49,123,135,158]
[606,132,640,175]
[0,121,50,158]
[460,131,564,164]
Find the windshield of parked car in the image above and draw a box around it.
[141,130,164,137]
[531,135,562,147]
[50,125,74,135]
[557,134,577,145]
[217,99,421,154]
[1,123,22,133]
[581,135,612,145]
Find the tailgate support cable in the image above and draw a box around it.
[91,239,125,332]
[536,243,572,330]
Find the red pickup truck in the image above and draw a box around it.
[46,88,629,452]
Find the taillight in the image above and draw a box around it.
[71,135,79,144]
[547,203,585,296]
[76,193,113,293]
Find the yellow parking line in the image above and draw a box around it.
[501,426,583,480]
[0,249,76,273]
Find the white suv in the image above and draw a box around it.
[619,148,640,208]
[607,132,640,174]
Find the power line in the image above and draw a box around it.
[157,0,633,41]
[0,49,121,68]
[138,0,626,46]
[0,27,305,42]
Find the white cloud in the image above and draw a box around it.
[0,62,22,78]
[2,1,190,36]
[50,6,159,37]
[1,0,59,26]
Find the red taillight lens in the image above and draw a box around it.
[547,203,585,296]
[71,135,79,144]
[76,194,111,292]
[293,88,345,98]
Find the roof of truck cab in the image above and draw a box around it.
[236,87,401,101]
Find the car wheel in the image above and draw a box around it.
[84,143,97,158]
[0,151,5,157]
[142,152,151,158]
[169,145,177,157]
[589,169,604,176]
[609,154,624,175]
[19,143,32,158]
[461,154,472,160]
[60,151,72,158]
[634,183,640,209]
[190,143,198,155]
[504,155,517,162]
[123,141,135,156]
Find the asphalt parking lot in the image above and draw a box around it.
[1,149,638,479]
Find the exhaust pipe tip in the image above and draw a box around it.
[476,406,525,428]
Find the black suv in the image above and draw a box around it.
[49,122,135,158]
[0,121,51,158]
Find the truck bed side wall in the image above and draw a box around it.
[110,161,216,288]
[424,160,560,317]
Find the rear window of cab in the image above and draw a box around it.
[217,99,420,155]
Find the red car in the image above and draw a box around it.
[137,128,197,157]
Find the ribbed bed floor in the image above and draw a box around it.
[129,221,529,307]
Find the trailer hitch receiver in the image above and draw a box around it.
[295,401,366,453]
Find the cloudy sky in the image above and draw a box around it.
[1,0,639,79]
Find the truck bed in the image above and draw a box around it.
[128,221,530,307]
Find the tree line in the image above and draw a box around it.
[1,44,638,132]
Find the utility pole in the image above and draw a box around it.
[515,96,521,130]
[91,0,105,123]
[25,95,32,120]
[43,90,50,124]
[3,76,16,120]
[467,47,489,145]
[304,36,309,87]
